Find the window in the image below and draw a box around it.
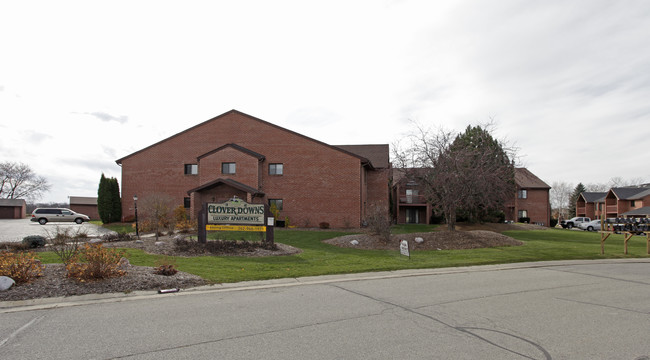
[518,210,528,218]
[406,189,418,204]
[184,197,191,208]
[631,200,636,207]
[518,189,527,199]
[184,164,198,175]
[222,162,236,174]
[269,163,283,175]
[269,199,283,211]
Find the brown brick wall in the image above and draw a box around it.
[514,188,550,225]
[119,111,387,228]
[70,204,100,220]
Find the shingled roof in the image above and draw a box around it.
[515,168,550,189]
[335,144,390,169]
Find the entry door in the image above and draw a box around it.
[406,208,419,224]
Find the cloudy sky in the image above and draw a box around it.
[1,0,649,203]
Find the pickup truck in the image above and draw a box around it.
[560,217,591,229]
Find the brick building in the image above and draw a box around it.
[394,167,551,226]
[116,110,390,228]
[504,168,551,226]
[0,199,26,219]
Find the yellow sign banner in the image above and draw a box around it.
[206,225,267,232]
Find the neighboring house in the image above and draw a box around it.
[0,198,27,219]
[504,168,551,226]
[115,110,390,228]
[69,196,99,220]
[393,167,551,226]
[392,168,431,224]
[576,192,607,219]
[603,185,650,218]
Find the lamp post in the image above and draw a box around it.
[133,194,139,239]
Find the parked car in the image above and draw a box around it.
[578,219,601,232]
[560,217,591,229]
[30,208,90,225]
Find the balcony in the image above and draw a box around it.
[399,195,427,205]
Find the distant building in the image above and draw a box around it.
[504,168,551,226]
[69,196,99,220]
[0,199,27,219]
[576,192,607,219]
[394,167,551,226]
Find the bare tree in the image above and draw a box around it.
[550,181,573,221]
[0,161,51,200]
[394,123,516,231]
[140,194,175,241]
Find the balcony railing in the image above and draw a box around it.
[399,195,427,204]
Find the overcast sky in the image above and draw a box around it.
[1,0,649,203]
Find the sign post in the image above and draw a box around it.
[400,239,410,258]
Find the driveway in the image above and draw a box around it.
[0,218,116,243]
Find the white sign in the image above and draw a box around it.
[400,240,410,257]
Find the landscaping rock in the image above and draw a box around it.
[89,238,103,244]
[135,240,144,244]
[350,240,359,245]
[118,257,131,270]
[0,276,15,291]
[414,237,424,243]
[155,241,166,246]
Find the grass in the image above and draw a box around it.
[36,227,649,284]
[92,221,134,234]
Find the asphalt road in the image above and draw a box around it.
[0,218,116,242]
[1,260,649,359]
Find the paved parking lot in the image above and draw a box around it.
[0,218,116,243]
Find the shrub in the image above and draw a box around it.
[1,241,30,252]
[0,251,44,284]
[154,257,178,276]
[22,235,46,248]
[46,227,84,265]
[101,232,133,242]
[365,205,392,242]
[66,244,126,281]
[319,222,330,229]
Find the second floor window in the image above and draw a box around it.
[269,163,283,175]
[184,164,198,175]
[222,162,236,174]
[518,189,527,199]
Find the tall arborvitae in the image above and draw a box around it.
[109,177,122,223]
[97,173,111,223]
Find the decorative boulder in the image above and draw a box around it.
[155,241,166,246]
[0,276,15,291]
[118,257,131,270]
[350,240,359,246]
[414,237,424,243]
[135,240,144,244]
[88,238,102,244]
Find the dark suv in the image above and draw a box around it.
[31,208,90,225]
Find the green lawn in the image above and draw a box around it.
[37,227,649,284]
